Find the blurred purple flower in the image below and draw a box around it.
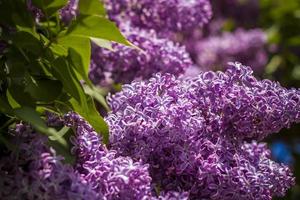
[193,29,268,71]
[90,24,192,85]
[105,0,212,35]
[60,0,79,24]
[211,0,260,27]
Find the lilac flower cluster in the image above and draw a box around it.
[192,29,267,71]
[0,123,98,200]
[0,113,188,199]
[106,62,297,199]
[64,112,155,199]
[90,25,192,85]
[104,0,212,35]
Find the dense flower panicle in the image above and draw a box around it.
[0,113,188,199]
[106,62,298,199]
[108,62,300,142]
[105,0,212,35]
[241,142,295,197]
[193,29,267,71]
[90,25,192,85]
[64,112,155,199]
[0,123,98,200]
[64,112,107,166]
[60,0,79,24]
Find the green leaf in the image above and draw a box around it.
[50,43,68,56]
[14,106,68,147]
[6,90,21,109]
[25,77,63,102]
[8,72,36,107]
[83,85,110,111]
[78,0,106,16]
[0,0,34,28]
[67,15,131,46]
[70,96,109,144]
[57,35,92,84]
[48,126,75,164]
[7,63,62,104]
[91,37,113,51]
[32,0,68,17]
[12,31,43,55]
[48,126,70,141]
[0,97,13,114]
[51,57,82,102]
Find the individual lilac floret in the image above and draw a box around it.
[27,0,78,24]
[27,0,44,22]
[89,25,192,85]
[105,0,212,35]
[60,0,79,24]
[0,123,99,200]
[64,112,154,199]
[158,191,189,200]
[45,111,64,127]
[194,29,268,71]
[106,63,297,199]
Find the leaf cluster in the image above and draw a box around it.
[0,0,130,155]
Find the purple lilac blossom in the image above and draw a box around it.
[89,25,192,85]
[158,191,189,200]
[104,0,212,35]
[64,112,190,199]
[64,112,188,199]
[194,29,268,71]
[45,111,64,127]
[0,123,99,200]
[0,114,187,199]
[106,62,297,199]
[27,0,44,22]
[27,0,78,24]
[59,0,79,24]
